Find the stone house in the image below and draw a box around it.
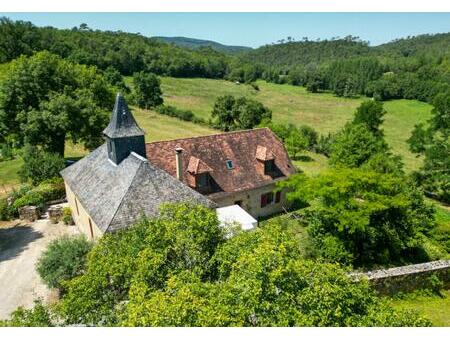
[61,93,295,239]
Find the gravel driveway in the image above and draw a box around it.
[0,217,79,319]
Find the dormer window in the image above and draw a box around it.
[196,173,209,189]
[264,159,275,174]
[226,160,234,170]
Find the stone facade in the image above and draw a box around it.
[350,260,450,295]
[213,183,289,219]
[64,183,103,240]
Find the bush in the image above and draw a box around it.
[12,191,45,211]
[316,133,335,157]
[156,105,195,121]
[298,124,318,151]
[0,300,54,327]
[36,235,93,290]
[0,142,13,161]
[19,145,65,185]
[32,178,65,202]
[62,207,73,225]
[0,198,9,221]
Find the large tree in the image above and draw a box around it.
[279,168,435,267]
[132,71,163,109]
[408,91,450,202]
[0,51,115,155]
[211,95,272,131]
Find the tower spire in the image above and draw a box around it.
[103,93,145,138]
[104,93,146,164]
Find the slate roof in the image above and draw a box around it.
[60,144,215,233]
[103,93,145,138]
[145,128,296,199]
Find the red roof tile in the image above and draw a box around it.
[145,128,296,198]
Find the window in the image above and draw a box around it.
[225,160,234,170]
[196,173,209,188]
[261,191,281,208]
[264,160,275,174]
[261,192,274,208]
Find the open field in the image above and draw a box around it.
[157,77,433,172]
[390,290,450,326]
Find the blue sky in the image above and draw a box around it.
[2,13,450,47]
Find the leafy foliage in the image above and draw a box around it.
[279,168,435,266]
[36,235,93,290]
[51,203,431,326]
[329,123,387,168]
[211,95,272,131]
[0,51,114,153]
[18,145,65,185]
[58,203,225,325]
[0,300,54,327]
[409,91,450,203]
[132,71,163,109]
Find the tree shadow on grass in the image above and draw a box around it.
[0,225,43,263]
[294,155,314,162]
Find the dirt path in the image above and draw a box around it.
[0,218,79,319]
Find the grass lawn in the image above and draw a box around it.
[157,77,432,172]
[292,151,329,176]
[390,290,450,326]
[0,158,22,196]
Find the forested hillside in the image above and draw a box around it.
[238,34,450,103]
[1,17,449,103]
[154,36,252,54]
[0,17,232,78]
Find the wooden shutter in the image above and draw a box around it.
[275,191,281,203]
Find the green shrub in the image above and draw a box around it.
[12,191,45,211]
[156,105,195,121]
[32,178,65,202]
[36,235,93,290]
[62,207,73,225]
[18,145,65,186]
[0,198,9,221]
[0,300,54,327]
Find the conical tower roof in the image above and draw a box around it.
[103,93,145,138]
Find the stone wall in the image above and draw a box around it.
[64,183,103,240]
[350,260,450,296]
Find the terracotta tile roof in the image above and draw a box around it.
[187,156,213,174]
[145,128,296,199]
[255,145,275,161]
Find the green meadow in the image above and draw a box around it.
[158,77,432,172]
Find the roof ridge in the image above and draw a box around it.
[104,156,145,232]
[146,127,271,145]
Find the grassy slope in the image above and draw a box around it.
[0,107,216,189]
[390,290,450,326]
[159,77,432,172]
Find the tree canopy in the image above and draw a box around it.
[211,95,272,131]
[0,51,115,154]
[279,167,435,267]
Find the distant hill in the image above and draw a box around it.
[239,33,450,67]
[154,36,252,54]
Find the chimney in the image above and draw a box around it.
[175,147,183,181]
